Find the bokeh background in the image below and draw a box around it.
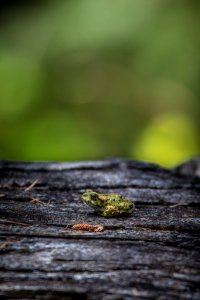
[0,0,199,167]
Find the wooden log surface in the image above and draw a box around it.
[0,159,199,300]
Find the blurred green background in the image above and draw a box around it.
[0,0,199,167]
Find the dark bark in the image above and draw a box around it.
[0,159,199,300]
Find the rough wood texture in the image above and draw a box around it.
[0,159,199,300]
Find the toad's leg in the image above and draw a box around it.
[100,205,119,217]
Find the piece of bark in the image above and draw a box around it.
[0,159,199,300]
[173,157,200,178]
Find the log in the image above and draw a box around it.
[0,159,199,300]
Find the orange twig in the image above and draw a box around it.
[71,223,104,232]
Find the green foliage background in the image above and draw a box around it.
[0,0,199,166]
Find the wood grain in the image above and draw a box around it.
[0,159,199,299]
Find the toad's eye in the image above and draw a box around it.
[90,193,97,200]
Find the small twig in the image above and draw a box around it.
[0,218,30,226]
[170,203,187,208]
[27,196,50,206]
[25,179,39,192]
[0,242,10,250]
[30,197,45,205]
[0,240,18,250]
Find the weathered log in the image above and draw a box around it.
[0,159,199,300]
